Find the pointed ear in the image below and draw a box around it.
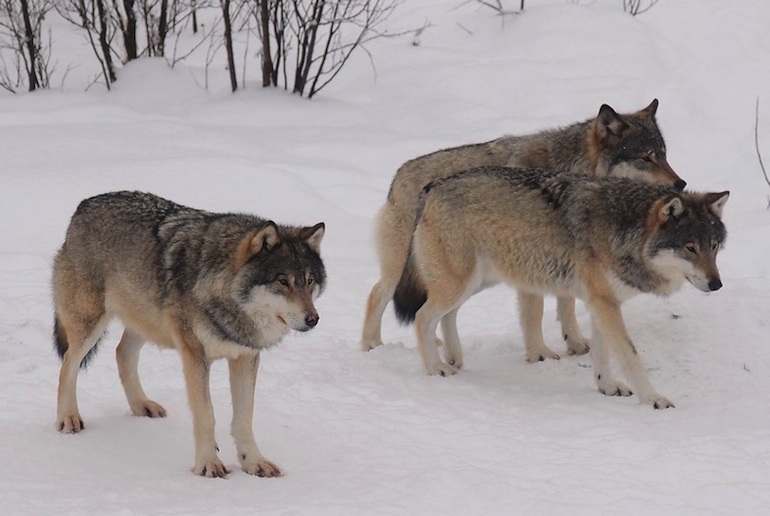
[596,104,630,143]
[302,222,325,254]
[705,191,729,218]
[233,222,280,269]
[658,196,684,223]
[638,98,659,118]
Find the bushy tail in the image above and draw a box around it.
[392,245,427,325]
[53,314,102,369]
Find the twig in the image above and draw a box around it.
[754,97,770,209]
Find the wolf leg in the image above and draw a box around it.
[361,204,411,351]
[440,308,463,369]
[116,330,166,418]
[588,318,632,398]
[518,291,560,362]
[55,314,110,433]
[589,299,674,409]
[415,301,457,376]
[229,352,281,477]
[361,280,393,351]
[557,296,590,355]
[177,336,228,478]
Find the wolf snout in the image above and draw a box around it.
[708,278,723,291]
[305,313,319,328]
[674,179,686,192]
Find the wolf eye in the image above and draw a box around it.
[278,277,289,287]
[711,242,718,250]
[685,244,697,254]
[307,276,314,286]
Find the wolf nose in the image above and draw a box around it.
[674,179,687,191]
[305,314,319,328]
[708,278,722,291]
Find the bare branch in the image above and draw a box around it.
[755,97,770,208]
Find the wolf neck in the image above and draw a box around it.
[514,119,596,175]
[199,298,286,350]
[611,253,669,297]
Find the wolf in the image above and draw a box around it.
[393,167,728,408]
[361,100,686,363]
[52,191,325,478]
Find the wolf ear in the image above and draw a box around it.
[234,222,280,269]
[638,98,659,118]
[596,104,629,142]
[301,222,325,254]
[705,191,729,218]
[658,196,685,223]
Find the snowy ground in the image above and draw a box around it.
[2,1,770,514]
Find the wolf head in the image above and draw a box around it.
[593,99,686,191]
[233,222,326,332]
[647,191,729,293]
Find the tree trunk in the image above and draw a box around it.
[259,0,273,87]
[96,0,117,84]
[221,0,237,91]
[157,0,168,56]
[122,0,138,61]
[19,0,40,91]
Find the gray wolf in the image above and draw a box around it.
[393,167,728,408]
[361,100,686,363]
[52,191,325,477]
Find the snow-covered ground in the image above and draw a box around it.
[2,1,770,514]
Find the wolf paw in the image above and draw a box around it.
[526,346,560,363]
[194,458,230,478]
[56,414,84,433]
[565,334,590,355]
[241,455,282,478]
[427,362,458,377]
[597,379,633,397]
[361,339,383,352]
[130,399,167,418]
[640,394,675,410]
[445,356,464,370]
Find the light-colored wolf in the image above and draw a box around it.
[362,100,686,362]
[52,191,326,477]
[393,167,728,408]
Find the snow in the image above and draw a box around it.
[2,0,770,514]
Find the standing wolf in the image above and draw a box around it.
[361,100,686,362]
[52,191,326,478]
[394,167,728,408]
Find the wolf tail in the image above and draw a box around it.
[53,314,102,369]
[392,243,428,324]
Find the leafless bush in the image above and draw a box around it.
[0,0,55,92]
[258,0,406,98]
[56,0,204,89]
[623,0,658,16]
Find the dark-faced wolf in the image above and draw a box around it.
[52,191,326,477]
[394,167,728,408]
[362,100,686,363]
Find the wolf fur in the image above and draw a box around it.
[393,167,728,408]
[361,100,686,363]
[52,191,326,477]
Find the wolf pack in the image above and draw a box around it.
[51,99,729,477]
